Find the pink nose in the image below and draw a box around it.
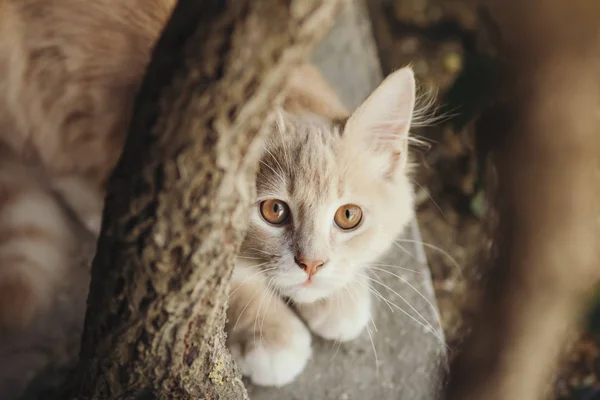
[294,257,325,278]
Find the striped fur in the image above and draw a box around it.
[0,142,77,329]
[0,0,177,334]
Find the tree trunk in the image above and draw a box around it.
[445,1,600,399]
[66,0,346,398]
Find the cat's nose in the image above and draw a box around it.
[294,256,325,278]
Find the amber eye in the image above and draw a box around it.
[259,199,290,226]
[334,204,363,230]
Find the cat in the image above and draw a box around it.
[0,0,417,395]
[0,0,173,331]
[226,66,417,387]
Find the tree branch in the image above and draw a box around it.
[445,0,600,399]
[68,0,347,398]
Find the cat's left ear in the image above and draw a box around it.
[343,67,416,170]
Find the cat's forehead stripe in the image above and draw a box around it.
[258,116,339,207]
[288,128,335,203]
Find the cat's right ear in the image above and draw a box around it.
[343,67,416,154]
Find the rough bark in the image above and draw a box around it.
[66,0,347,398]
[445,1,600,399]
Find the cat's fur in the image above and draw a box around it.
[0,0,417,394]
[0,0,173,333]
[227,67,416,386]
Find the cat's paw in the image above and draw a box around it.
[230,324,312,387]
[299,285,372,342]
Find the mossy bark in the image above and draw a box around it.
[66,0,346,398]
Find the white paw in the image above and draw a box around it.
[231,326,312,387]
[302,291,372,342]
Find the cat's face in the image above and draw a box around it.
[238,67,416,304]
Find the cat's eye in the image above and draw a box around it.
[334,204,362,230]
[259,199,290,226]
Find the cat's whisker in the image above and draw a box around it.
[365,325,379,376]
[364,272,432,328]
[235,255,264,261]
[252,277,273,346]
[233,285,262,332]
[327,290,343,360]
[274,109,292,170]
[373,132,432,148]
[268,279,283,298]
[270,275,289,301]
[390,241,425,265]
[328,337,343,363]
[407,136,433,151]
[411,83,454,128]
[348,286,379,376]
[237,261,271,270]
[263,147,286,179]
[358,287,379,335]
[408,177,445,218]
[410,133,436,144]
[347,278,379,334]
[255,279,272,346]
[244,248,279,257]
[355,278,396,313]
[367,266,442,327]
[368,316,378,333]
[344,283,378,374]
[229,266,275,297]
[239,265,273,274]
[358,273,448,351]
[393,239,463,277]
[259,279,277,346]
[259,160,286,185]
[262,277,279,344]
[365,262,423,274]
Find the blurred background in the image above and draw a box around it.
[365,0,600,399]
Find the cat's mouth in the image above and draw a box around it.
[268,261,345,303]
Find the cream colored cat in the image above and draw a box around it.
[227,67,416,386]
[0,0,417,394]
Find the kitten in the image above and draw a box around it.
[226,66,416,387]
[0,0,417,394]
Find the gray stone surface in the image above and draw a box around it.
[247,2,446,399]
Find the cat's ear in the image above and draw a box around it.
[344,67,415,153]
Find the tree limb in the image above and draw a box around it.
[67,0,347,398]
[445,1,600,399]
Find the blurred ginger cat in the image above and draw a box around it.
[0,0,417,395]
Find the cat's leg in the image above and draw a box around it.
[296,278,372,342]
[0,147,78,331]
[226,268,312,387]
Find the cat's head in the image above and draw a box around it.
[239,67,417,304]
